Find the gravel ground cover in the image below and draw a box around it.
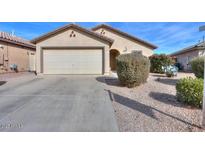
[104,72,204,132]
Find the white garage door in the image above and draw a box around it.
[43,49,103,74]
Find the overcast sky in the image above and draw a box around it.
[0,22,205,54]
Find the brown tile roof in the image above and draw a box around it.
[31,24,114,45]
[0,31,35,49]
[92,24,158,49]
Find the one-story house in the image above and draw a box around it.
[31,24,157,75]
[170,42,205,71]
[0,32,36,73]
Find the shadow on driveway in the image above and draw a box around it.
[96,76,123,87]
[106,90,202,129]
[0,81,7,86]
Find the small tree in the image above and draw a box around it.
[149,54,174,73]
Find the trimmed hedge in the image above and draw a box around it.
[176,77,203,108]
[190,56,204,79]
[149,54,174,73]
[116,52,150,88]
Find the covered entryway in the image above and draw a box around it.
[110,49,120,70]
[43,49,103,74]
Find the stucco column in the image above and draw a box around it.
[104,46,110,75]
[36,46,41,74]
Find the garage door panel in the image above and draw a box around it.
[43,49,103,74]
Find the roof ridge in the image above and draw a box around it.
[170,41,205,56]
[92,24,157,49]
[31,23,114,44]
[71,24,114,42]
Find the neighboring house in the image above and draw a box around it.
[0,32,36,73]
[170,42,205,71]
[31,24,157,75]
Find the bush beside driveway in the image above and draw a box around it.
[105,72,203,132]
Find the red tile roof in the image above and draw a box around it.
[0,31,35,49]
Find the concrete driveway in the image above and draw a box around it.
[0,74,118,132]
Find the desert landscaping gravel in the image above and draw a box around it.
[105,72,204,132]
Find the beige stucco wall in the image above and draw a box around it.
[176,50,199,71]
[35,28,110,75]
[199,49,205,56]
[0,41,35,73]
[94,28,154,57]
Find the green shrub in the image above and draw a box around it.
[116,52,150,88]
[176,77,203,108]
[149,54,174,73]
[190,56,204,79]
